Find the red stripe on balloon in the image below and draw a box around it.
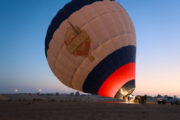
[98,63,135,98]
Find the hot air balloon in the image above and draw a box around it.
[45,0,136,99]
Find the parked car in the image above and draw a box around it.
[157,97,179,105]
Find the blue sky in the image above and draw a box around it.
[0,0,180,96]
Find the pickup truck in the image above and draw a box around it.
[157,97,179,105]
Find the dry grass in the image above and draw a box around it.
[0,101,180,120]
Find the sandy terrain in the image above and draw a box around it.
[0,101,180,120]
[0,95,8,101]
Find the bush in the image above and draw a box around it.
[8,98,13,102]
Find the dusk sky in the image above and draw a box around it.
[0,0,180,96]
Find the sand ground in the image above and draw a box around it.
[0,101,180,120]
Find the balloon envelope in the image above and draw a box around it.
[45,0,136,98]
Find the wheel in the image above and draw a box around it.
[158,101,161,104]
[175,101,178,105]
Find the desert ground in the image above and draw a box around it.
[0,95,180,120]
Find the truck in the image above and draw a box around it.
[157,97,180,105]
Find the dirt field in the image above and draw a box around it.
[0,101,180,120]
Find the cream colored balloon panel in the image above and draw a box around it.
[48,12,89,88]
[93,1,109,15]
[47,40,60,60]
[80,2,114,48]
[125,12,136,35]
[88,17,110,46]
[53,20,68,48]
[127,34,136,45]
[47,38,63,71]
[123,11,133,34]
[52,22,85,83]
[82,24,99,50]
[47,29,66,71]
[47,22,68,68]
[85,19,109,50]
[50,21,68,55]
[69,13,87,26]
[100,12,119,38]
[113,2,126,13]
[111,12,126,34]
[115,3,135,35]
[72,54,102,90]
[54,70,71,87]
[122,8,135,35]
[121,12,136,44]
[91,1,123,44]
[102,1,117,12]
[95,45,110,62]
[110,34,130,50]
[111,3,133,35]
[119,11,131,34]
[54,46,84,86]
[80,3,99,23]
[101,40,116,56]
[52,28,67,50]
[56,47,79,72]
[47,51,56,71]
[106,2,131,35]
[54,48,76,87]
[72,60,92,90]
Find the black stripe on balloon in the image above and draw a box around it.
[45,0,114,57]
[82,45,136,94]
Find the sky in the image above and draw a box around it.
[0,0,180,96]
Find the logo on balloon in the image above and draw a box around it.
[64,22,95,62]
